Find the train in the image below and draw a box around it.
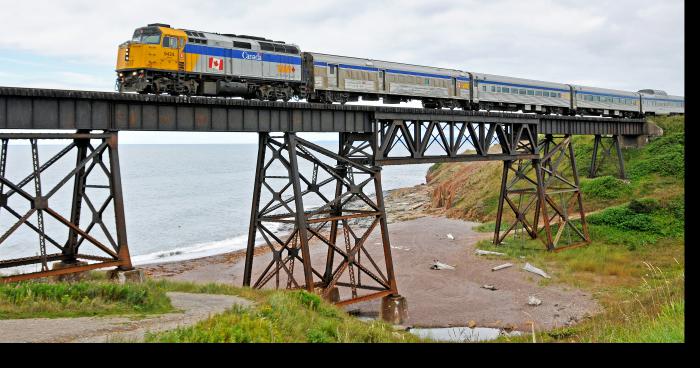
[116,24,684,118]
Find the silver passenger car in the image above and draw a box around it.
[305,52,470,107]
[639,89,684,115]
[570,85,640,117]
[472,73,571,114]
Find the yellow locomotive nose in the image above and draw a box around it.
[116,44,128,70]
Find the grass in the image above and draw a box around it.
[144,289,424,343]
[0,275,426,342]
[0,279,173,319]
[426,115,685,342]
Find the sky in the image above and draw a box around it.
[0,0,684,144]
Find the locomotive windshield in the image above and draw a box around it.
[131,27,162,44]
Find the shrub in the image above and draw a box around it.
[581,176,632,200]
[628,198,660,214]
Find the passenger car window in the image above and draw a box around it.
[527,90,534,96]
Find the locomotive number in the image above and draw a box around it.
[277,65,296,74]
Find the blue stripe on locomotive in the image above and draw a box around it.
[184,44,302,65]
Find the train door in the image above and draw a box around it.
[378,70,385,91]
[327,64,338,88]
[178,37,186,72]
[161,35,180,71]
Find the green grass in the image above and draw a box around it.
[427,115,685,342]
[0,280,173,319]
[145,289,424,343]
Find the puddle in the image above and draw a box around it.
[409,326,523,342]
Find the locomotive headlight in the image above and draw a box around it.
[132,71,138,76]
[119,73,124,77]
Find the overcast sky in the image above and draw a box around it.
[0,0,684,144]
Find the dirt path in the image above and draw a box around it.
[0,292,252,343]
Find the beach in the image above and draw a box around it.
[141,183,599,331]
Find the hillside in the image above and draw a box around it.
[424,115,685,342]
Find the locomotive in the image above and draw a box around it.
[116,24,684,117]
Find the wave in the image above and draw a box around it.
[131,222,285,266]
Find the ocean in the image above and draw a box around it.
[0,143,431,271]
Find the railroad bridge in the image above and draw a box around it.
[0,87,649,314]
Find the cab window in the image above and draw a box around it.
[132,27,162,44]
[163,36,178,48]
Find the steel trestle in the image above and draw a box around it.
[0,131,132,283]
[494,134,591,251]
[243,132,398,305]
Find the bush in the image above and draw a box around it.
[581,176,632,200]
[628,133,684,179]
[628,198,660,214]
[587,197,684,238]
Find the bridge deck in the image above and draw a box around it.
[0,87,645,135]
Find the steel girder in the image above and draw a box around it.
[0,131,132,283]
[243,132,398,305]
[375,119,540,165]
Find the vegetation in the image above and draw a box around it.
[144,289,423,343]
[0,279,173,319]
[0,275,424,343]
[427,115,685,342]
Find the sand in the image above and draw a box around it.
[141,206,599,331]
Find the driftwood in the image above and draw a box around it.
[475,249,506,256]
[523,263,551,279]
[491,263,513,271]
[430,260,455,270]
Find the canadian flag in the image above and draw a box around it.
[209,57,224,70]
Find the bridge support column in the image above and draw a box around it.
[589,135,626,179]
[495,134,590,251]
[243,132,401,311]
[0,131,133,283]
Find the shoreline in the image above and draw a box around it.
[139,183,434,269]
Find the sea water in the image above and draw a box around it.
[0,143,431,270]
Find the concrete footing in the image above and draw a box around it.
[51,261,89,282]
[315,286,340,303]
[107,268,145,284]
[381,294,408,325]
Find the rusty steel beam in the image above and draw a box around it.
[0,131,132,283]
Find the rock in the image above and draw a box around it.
[481,284,498,291]
[447,233,455,240]
[528,296,542,306]
[467,320,477,328]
